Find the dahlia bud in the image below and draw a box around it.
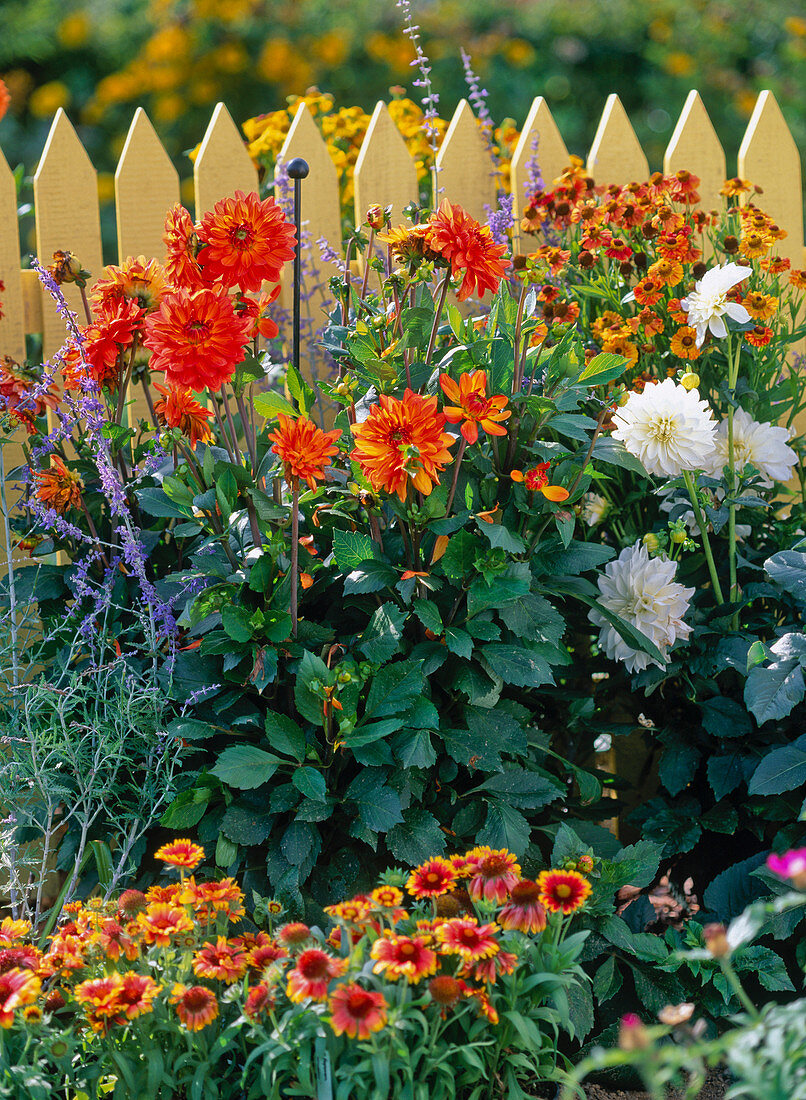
[619,1013,650,1051]
[642,532,660,553]
[679,371,700,391]
[48,250,90,287]
[366,204,387,230]
[670,528,687,544]
[703,922,731,958]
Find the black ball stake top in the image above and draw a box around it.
[287,158,309,379]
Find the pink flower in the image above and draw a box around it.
[767,848,806,889]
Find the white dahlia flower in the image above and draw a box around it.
[680,262,752,347]
[589,542,695,673]
[612,378,717,478]
[581,492,610,527]
[705,407,797,486]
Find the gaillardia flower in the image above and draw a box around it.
[406,857,457,899]
[612,378,717,478]
[679,262,752,346]
[370,934,438,983]
[154,838,205,871]
[589,541,694,673]
[439,370,510,444]
[498,880,548,934]
[170,984,219,1031]
[329,983,388,1039]
[537,869,592,915]
[287,948,347,1002]
[437,919,500,960]
[192,937,248,983]
[351,389,455,501]
[466,847,521,904]
[268,414,342,489]
[198,190,296,292]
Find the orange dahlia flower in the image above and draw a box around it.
[198,190,296,293]
[287,948,347,1002]
[153,384,214,449]
[439,370,510,444]
[0,968,40,1028]
[498,879,547,934]
[510,464,569,502]
[143,286,253,393]
[164,204,206,289]
[267,414,341,489]
[370,934,438,983]
[379,222,440,268]
[351,389,455,501]
[170,983,219,1031]
[329,983,388,1039]
[426,199,509,300]
[0,80,9,123]
[437,918,500,961]
[192,937,248,983]
[154,838,205,871]
[91,255,168,313]
[536,869,592,915]
[32,455,83,514]
[406,856,457,899]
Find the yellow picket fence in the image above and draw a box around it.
[0,88,803,524]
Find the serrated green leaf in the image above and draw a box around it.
[387,808,446,864]
[413,598,442,634]
[292,767,327,802]
[748,735,806,796]
[221,604,253,643]
[265,712,306,762]
[477,800,531,855]
[211,745,283,790]
[253,390,297,420]
[482,644,554,688]
[333,529,377,571]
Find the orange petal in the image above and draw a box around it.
[431,534,450,563]
[300,572,314,589]
[401,569,429,580]
[510,469,524,483]
[475,508,499,523]
[541,486,570,502]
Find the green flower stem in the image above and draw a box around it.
[290,477,300,638]
[425,274,451,367]
[725,336,741,623]
[720,957,760,1022]
[445,437,467,515]
[683,469,724,604]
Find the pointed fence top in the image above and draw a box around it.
[277,101,341,255]
[510,97,570,252]
[435,99,498,222]
[663,91,726,214]
[115,108,180,263]
[738,91,803,267]
[354,101,418,228]
[586,94,649,186]
[0,145,24,362]
[193,102,258,220]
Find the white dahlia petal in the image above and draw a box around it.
[589,542,695,673]
[612,378,717,478]
[705,408,797,486]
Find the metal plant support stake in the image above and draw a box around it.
[286,157,310,378]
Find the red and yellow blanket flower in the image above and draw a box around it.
[406,856,457,899]
[439,370,510,444]
[170,984,219,1031]
[287,948,348,1002]
[154,838,205,871]
[498,880,548,934]
[329,983,388,1039]
[351,389,455,501]
[536,869,592,915]
[370,933,439,983]
[465,847,521,905]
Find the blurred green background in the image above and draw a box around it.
[1,0,805,251]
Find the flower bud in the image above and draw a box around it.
[619,1013,650,1051]
[366,205,385,230]
[703,922,730,958]
[670,529,687,544]
[658,1003,695,1026]
[679,371,700,391]
[577,854,594,874]
[48,250,89,286]
[642,532,660,553]
[692,262,708,280]
[722,235,739,254]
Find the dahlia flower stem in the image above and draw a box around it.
[212,398,236,464]
[219,388,242,464]
[290,478,300,638]
[445,438,467,515]
[683,469,724,605]
[360,229,375,301]
[725,336,740,622]
[140,378,157,424]
[115,338,138,426]
[512,281,529,395]
[0,445,19,688]
[78,284,93,325]
[425,275,451,368]
[233,387,257,468]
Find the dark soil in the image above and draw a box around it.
[531,1070,728,1100]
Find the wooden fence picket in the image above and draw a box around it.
[0,146,25,364]
[586,94,649,186]
[193,101,258,220]
[510,97,570,253]
[32,109,103,359]
[115,108,180,263]
[664,91,726,216]
[738,91,804,269]
[354,100,419,228]
[434,99,498,222]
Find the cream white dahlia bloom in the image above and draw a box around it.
[679,262,752,347]
[612,378,717,477]
[705,408,797,486]
[589,542,695,673]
